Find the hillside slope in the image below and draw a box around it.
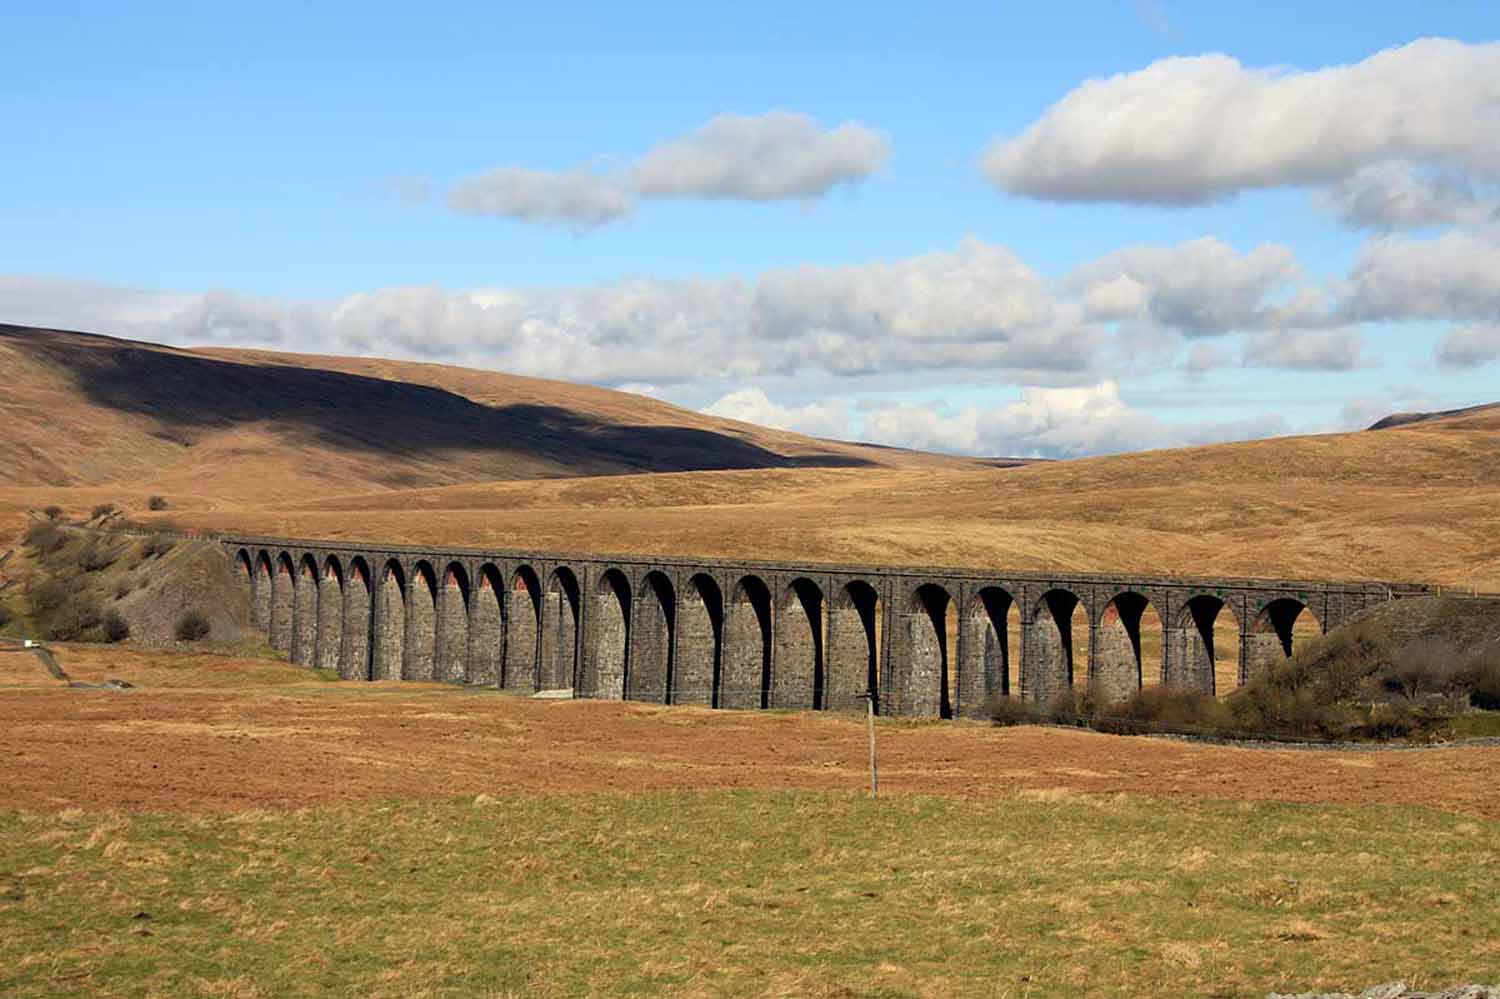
[0,324,989,502]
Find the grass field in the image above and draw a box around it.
[3,646,1499,997]
[3,793,1496,998]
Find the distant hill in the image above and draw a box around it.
[1368,402,1500,431]
[0,324,991,502]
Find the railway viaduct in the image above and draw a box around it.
[225,536,1419,718]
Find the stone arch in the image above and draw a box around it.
[675,573,722,706]
[315,555,345,671]
[1246,597,1322,682]
[722,575,772,710]
[958,586,1017,715]
[1026,588,1084,706]
[630,571,676,702]
[373,560,406,680]
[340,557,372,680]
[503,566,542,691]
[291,553,319,666]
[584,568,631,699]
[893,583,951,718]
[773,578,824,710]
[252,551,273,637]
[270,552,295,653]
[541,567,581,690]
[235,549,257,626]
[1093,591,1158,704]
[467,564,504,687]
[828,580,881,713]
[435,562,470,683]
[1170,595,1242,695]
[403,561,438,681]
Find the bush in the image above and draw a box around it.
[0,603,11,629]
[42,505,62,521]
[1381,639,1461,699]
[23,522,68,557]
[78,542,117,573]
[147,495,169,511]
[30,583,104,642]
[114,579,133,600]
[985,694,1038,727]
[1461,649,1500,711]
[90,503,116,520]
[101,611,130,643]
[142,534,176,559]
[174,609,211,642]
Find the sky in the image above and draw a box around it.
[3,1,1499,458]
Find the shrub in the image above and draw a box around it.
[42,505,62,521]
[32,586,104,642]
[174,609,211,642]
[142,534,176,559]
[78,542,117,573]
[90,503,116,520]
[114,579,133,600]
[147,495,169,511]
[1461,649,1500,711]
[1382,639,1461,699]
[101,611,130,643]
[985,694,1038,727]
[23,522,68,557]
[0,603,11,629]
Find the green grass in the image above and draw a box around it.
[1448,710,1500,739]
[2,793,1496,999]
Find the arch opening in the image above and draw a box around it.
[291,554,319,666]
[436,562,470,683]
[340,558,372,680]
[373,560,406,681]
[1247,598,1321,684]
[503,566,541,691]
[1094,592,1157,704]
[1026,589,1082,706]
[675,573,722,706]
[828,581,881,713]
[958,586,1016,716]
[1170,595,1243,695]
[722,575,772,710]
[773,578,825,710]
[630,571,676,703]
[895,583,951,718]
[541,568,581,690]
[270,553,295,653]
[467,564,504,687]
[584,569,630,699]
[315,556,344,672]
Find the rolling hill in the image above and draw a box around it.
[1,323,1497,589]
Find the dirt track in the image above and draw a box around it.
[3,662,1498,815]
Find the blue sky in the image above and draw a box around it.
[3,2,1498,456]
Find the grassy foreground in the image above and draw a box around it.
[2,792,1495,999]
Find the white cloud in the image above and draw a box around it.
[1324,161,1498,229]
[1435,323,1500,368]
[632,111,889,201]
[858,382,1285,458]
[1242,328,1368,371]
[1070,237,1301,334]
[983,38,1500,204]
[702,387,850,438]
[446,167,634,230]
[1342,229,1500,321]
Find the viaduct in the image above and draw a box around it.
[225,536,1422,718]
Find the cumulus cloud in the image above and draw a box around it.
[1342,229,1500,321]
[1242,328,1367,370]
[1324,161,1498,229]
[447,111,887,229]
[702,387,850,438]
[857,382,1285,458]
[1070,237,1301,334]
[983,38,1500,204]
[632,111,889,201]
[0,239,1103,389]
[446,167,634,230]
[1435,323,1500,368]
